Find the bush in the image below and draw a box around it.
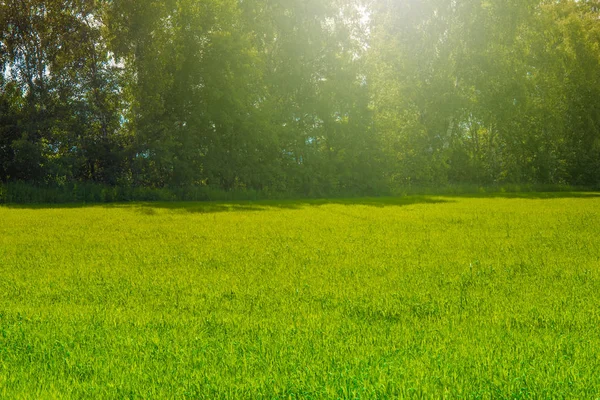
[0,182,270,204]
[0,181,592,205]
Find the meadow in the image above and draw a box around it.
[1,193,600,398]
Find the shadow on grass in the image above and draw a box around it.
[117,196,454,214]
[3,196,453,214]
[3,191,599,214]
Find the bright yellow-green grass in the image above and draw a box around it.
[1,193,600,398]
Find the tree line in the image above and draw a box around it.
[1,0,599,198]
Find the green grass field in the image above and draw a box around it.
[1,193,600,398]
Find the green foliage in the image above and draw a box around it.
[0,182,275,204]
[1,194,600,397]
[369,0,600,186]
[1,0,600,193]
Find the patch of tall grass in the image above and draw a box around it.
[0,181,590,204]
